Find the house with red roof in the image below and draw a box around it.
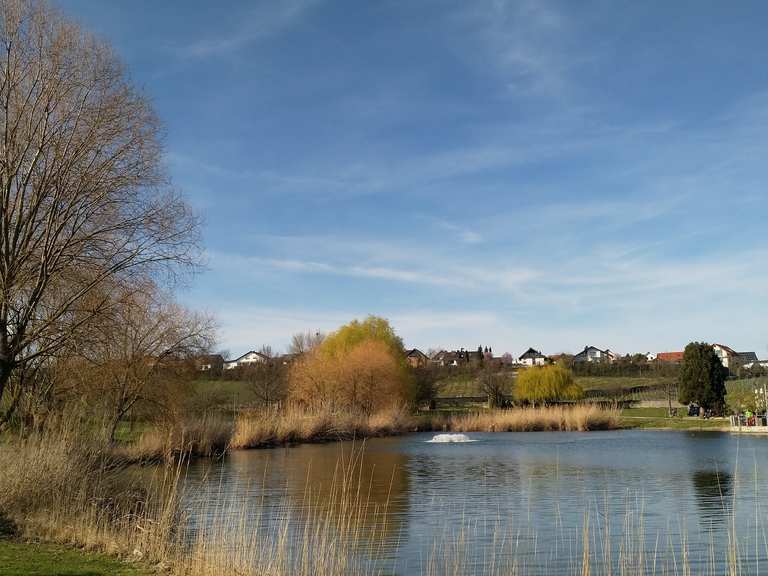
[656,351,684,364]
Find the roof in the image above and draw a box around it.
[519,347,545,359]
[574,345,614,358]
[406,348,428,358]
[228,350,268,363]
[656,351,684,362]
[737,352,759,363]
[713,343,738,356]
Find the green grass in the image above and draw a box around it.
[435,373,515,398]
[575,376,676,392]
[435,374,481,397]
[621,407,672,418]
[112,421,150,443]
[189,379,259,410]
[435,375,678,400]
[620,406,728,430]
[0,540,149,576]
[622,417,728,430]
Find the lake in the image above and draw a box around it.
[181,430,768,574]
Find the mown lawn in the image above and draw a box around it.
[622,417,728,430]
[0,540,149,576]
[620,407,728,430]
[621,407,672,418]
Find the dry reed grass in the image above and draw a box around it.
[120,413,234,462]
[230,404,415,449]
[0,416,183,564]
[447,405,620,433]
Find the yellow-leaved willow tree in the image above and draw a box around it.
[513,364,583,406]
[288,316,412,413]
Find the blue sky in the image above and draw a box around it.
[59,0,768,358]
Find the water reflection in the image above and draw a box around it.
[691,469,732,524]
[182,440,410,560]
[281,440,410,552]
[178,431,768,575]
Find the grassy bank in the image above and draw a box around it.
[620,407,729,430]
[432,373,681,406]
[0,540,149,576]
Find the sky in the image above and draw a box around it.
[58,0,768,358]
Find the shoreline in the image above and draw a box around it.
[111,409,752,463]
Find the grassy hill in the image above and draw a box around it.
[434,373,677,401]
[193,374,760,407]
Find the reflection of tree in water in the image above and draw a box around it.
[691,469,732,525]
[284,441,409,554]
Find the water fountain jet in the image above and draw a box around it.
[426,433,475,443]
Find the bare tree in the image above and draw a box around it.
[75,283,213,443]
[244,362,286,406]
[0,0,200,422]
[288,331,324,356]
[480,366,508,408]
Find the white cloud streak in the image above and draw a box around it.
[178,0,319,59]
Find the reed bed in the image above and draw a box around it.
[230,405,619,450]
[447,405,620,433]
[119,412,235,462]
[0,417,183,564]
[230,404,415,449]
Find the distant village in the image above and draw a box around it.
[197,342,766,374]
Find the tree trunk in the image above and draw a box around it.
[108,413,122,445]
[0,360,16,426]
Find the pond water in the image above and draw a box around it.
[181,431,768,574]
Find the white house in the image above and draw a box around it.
[518,347,548,366]
[713,343,738,368]
[573,346,616,364]
[223,350,268,370]
[713,344,758,369]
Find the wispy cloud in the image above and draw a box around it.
[213,253,538,291]
[200,238,768,356]
[177,0,319,59]
[434,219,484,244]
[450,0,585,100]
